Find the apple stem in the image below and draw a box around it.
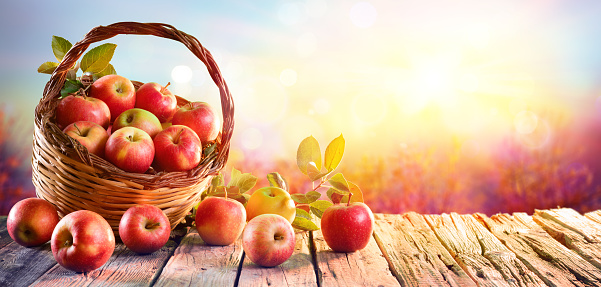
[145,222,161,229]
[161,82,171,94]
[173,128,185,144]
[274,235,284,241]
[224,186,228,199]
[73,123,82,136]
[347,192,353,206]
[128,135,134,142]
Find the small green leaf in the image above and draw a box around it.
[340,181,364,203]
[94,63,116,79]
[80,43,117,73]
[305,190,321,203]
[60,79,83,98]
[324,134,345,172]
[203,143,217,157]
[37,62,59,74]
[51,36,72,62]
[297,136,321,175]
[267,172,288,191]
[310,200,333,219]
[292,216,319,231]
[326,187,349,202]
[291,193,309,204]
[295,208,311,220]
[211,173,224,188]
[228,172,257,194]
[328,173,350,192]
[307,162,328,181]
[228,167,242,186]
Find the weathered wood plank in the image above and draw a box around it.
[154,228,243,286]
[533,208,601,270]
[312,219,401,287]
[424,213,545,287]
[0,216,15,250]
[585,210,601,225]
[477,212,601,286]
[0,242,57,287]
[237,230,317,286]
[373,213,475,287]
[29,236,179,287]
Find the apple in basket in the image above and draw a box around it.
[245,187,296,223]
[51,210,115,273]
[172,102,220,143]
[105,126,155,173]
[195,196,246,246]
[119,204,171,254]
[55,94,111,130]
[88,74,136,123]
[7,198,60,247]
[135,82,178,123]
[153,125,202,172]
[113,108,163,139]
[63,121,109,157]
[242,214,295,267]
[320,201,374,253]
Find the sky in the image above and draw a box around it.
[2,0,601,166]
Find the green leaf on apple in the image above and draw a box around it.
[51,35,72,62]
[80,43,117,74]
[295,208,311,220]
[309,200,333,219]
[60,79,84,98]
[324,134,345,172]
[305,190,321,203]
[339,181,364,203]
[37,62,59,74]
[267,172,288,191]
[328,173,350,192]
[291,193,309,204]
[296,136,321,175]
[94,63,117,79]
[292,216,319,231]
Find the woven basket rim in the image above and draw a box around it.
[34,22,234,190]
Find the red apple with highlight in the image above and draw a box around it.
[63,121,109,157]
[242,214,295,267]
[152,125,201,172]
[88,74,136,123]
[119,204,171,254]
[320,200,374,253]
[135,82,177,123]
[113,108,162,139]
[56,95,110,130]
[105,126,155,173]
[7,198,59,247]
[172,102,220,143]
[195,196,246,246]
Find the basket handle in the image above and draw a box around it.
[40,22,234,170]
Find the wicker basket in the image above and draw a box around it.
[32,22,234,233]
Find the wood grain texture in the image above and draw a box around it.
[312,219,400,287]
[585,210,601,225]
[0,216,14,250]
[477,212,601,287]
[237,230,317,287]
[373,213,475,287]
[29,237,179,287]
[424,213,545,287]
[0,242,57,287]
[533,208,601,270]
[154,228,243,287]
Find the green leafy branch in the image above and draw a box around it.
[199,167,259,207]
[37,36,118,98]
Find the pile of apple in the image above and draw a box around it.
[56,74,220,173]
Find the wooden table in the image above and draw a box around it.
[2,208,601,286]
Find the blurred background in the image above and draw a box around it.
[2,0,601,215]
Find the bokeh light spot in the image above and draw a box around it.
[171,65,193,83]
[514,111,538,134]
[280,69,298,87]
[349,2,377,28]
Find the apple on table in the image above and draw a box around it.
[135,82,178,123]
[88,74,136,123]
[63,121,109,157]
[105,126,155,173]
[153,125,202,172]
[7,198,60,247]
[119,204,171,254]
[56,94,111,130]
[245,187,296,223]
[113,108,163,139]
[320,196,375,253]
[172,101,220,144]
[195,196,246,246]
[51,210,115,273]
[242,213,296,267]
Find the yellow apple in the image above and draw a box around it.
[245,187,296,223]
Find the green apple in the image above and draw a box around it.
[245,187,296,223]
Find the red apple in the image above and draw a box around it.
[7,198,59,247]
[320,200,374,253]
[105,126,155,173]
[55,95,111,130]
[195,196,246,246]
[113,108,162,138]
[242,214,295,267]
[119,204,171,254]
[63,121,109,157]
[152,125,201,172]
[172,102,220,143]
[135,82,177,123]
[88,74,136,123]
[51,210,115,273]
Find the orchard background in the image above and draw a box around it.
[2,0,601,215]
